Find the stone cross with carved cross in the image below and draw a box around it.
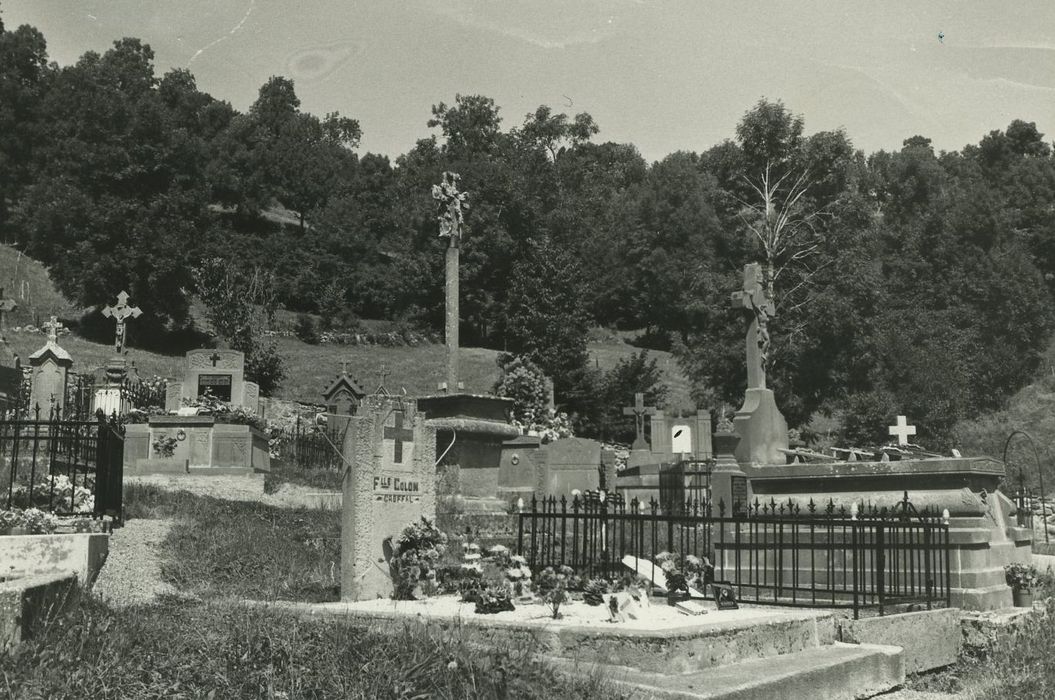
[888,415,917,446]
[433,172,469,394]
[43,316,65,344]
[383,410,414,463]
[0,288,16,336]
[101,291,143,354]
[730,263,776,391]
[622,392,656,450]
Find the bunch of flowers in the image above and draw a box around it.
[532,565,579,619]
[389,517,448,600]
[10,474,94,513]
[1,507,59,535]
[481,544,533,596]
[179,393,269,432]
[656,551,714,596]
[512,409,574,444]
[1005,563,1041,591]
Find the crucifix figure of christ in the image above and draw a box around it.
[622,392,656,451]
[432,171,469,393]
[0,288,17,336]
[101,291,143,355]
[730,263,775,391]
[43,316,65,344]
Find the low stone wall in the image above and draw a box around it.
[0,572,79,648]
[833,608,962,674]
[0,533,109,586]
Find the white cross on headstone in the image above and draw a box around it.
[888,415,916,445]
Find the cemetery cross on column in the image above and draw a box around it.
[432,172,469,394]
[623,392,656,451]
[101,291,143,355]
[730,263,775,391]
[43,315,65,343]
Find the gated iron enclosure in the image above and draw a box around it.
[517,492,951,619]
[0,407,125,524]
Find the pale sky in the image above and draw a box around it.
[5,1,1055,161]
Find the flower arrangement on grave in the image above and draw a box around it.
[177,392,269,432]
[9,474,94,513]
[583,578,610,606]
[0,507,59,535]
[152,434,178,458]
[532,565,579,619]
[656,551,714,601]
[1005,563,1041,592]
[389,517,448,600]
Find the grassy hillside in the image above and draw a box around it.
[0,245,691,409]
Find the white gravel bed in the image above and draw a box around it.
[92,518,178,606]
[309,595,823,631]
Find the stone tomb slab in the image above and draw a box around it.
[341,396,437,601]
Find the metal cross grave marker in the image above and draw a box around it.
[383,410,414,463]
[888,415,917,446]
[622,392,656,450]
[101,291,143,354]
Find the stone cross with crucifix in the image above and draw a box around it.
[623,392,657,451]
[101,291,143,355]
[0,287,17,337]
[432,172,469,394]
[43,316,65,344]
[730,263,775,391]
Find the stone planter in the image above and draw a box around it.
[1012,588,1034,608]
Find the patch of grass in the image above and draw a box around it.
[125,483,341,602]
[264,461,345,494]
[1,596,624,699]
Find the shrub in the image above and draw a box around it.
[533,565,578,619]
[293,313,320,344]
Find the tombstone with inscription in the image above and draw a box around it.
[341,395,437,600]
[123,348,268,476]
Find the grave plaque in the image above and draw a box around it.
[341,395,437,601]
[198,374,233,401]
[730,476,748,512]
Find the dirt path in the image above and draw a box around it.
[125,474,341,510]
[92,518,178,607]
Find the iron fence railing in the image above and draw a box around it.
[274,414,345,471]
[517,492,951,619]
[0,407,125,523]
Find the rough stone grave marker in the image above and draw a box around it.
[341,395,437,600]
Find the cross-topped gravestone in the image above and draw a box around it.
[383,410,414,463]
[730,263,775,390]
[339,360,351,376]
[101,291,143,354]
[623,392,656,451]
[0,288,17,336]
[432,172,469,394]
[888,415,917,445]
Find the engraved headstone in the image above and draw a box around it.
[341,395,437,600]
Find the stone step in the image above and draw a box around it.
[601,642,904,700]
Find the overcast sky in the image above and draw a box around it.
[6,1,1055,161]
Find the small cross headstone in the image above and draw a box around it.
[888,415,917,446]
[101,291,143,354]
[622,392,656,451]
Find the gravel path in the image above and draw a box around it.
[92,518,178,607]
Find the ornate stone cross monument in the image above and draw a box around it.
[102,291,143,354]
[623,392,656,451]
[432,172,468,394]
[730,263,774,390]
[42,316,65,343]
[729,263,788,466]
[0,287,17,336]
[888,415,917,445]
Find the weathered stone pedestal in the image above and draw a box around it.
[733,387,788,466]
[710,432,749,514]
[124,416,270,475]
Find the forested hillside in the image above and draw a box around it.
[2,13,1054,446]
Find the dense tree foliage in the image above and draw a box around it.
[2,15,1054,441]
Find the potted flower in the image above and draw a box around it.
[1005,562,1040,607]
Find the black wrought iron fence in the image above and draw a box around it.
[274,414,345,471]
[517,491,951,619]
[0,408,125,523]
